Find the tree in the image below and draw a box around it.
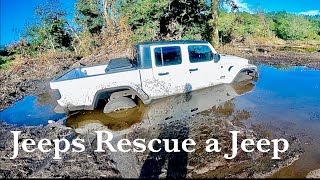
[121,0,211,42]
[211,0,219,47]
[211,0,239,47]
[102,0,119,33]
[75,0,104,34]
[270,12,319,40]
[24,0,72,53]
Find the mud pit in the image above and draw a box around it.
[1,64,320,178]
[0,122,121,178]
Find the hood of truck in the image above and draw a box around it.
[219,54,249,66]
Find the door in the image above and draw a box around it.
[148,45,188,98]
[187,44,221,90]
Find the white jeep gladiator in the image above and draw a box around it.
[50,40,258,113]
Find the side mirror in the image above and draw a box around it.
[213,54,221,63]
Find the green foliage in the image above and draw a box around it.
[218,11,236,43]
[218,11,320,44]
[120,0,212,43]
[75,0,104,34]
[23,0,72,55]
[0,48,14,68]
[0,56,14,68]
[235,13,268,37]
[309,17,320,35]
[218,11,274,43]
[5,0,320,63]
[119,0,169,42]
[268,12,319,40]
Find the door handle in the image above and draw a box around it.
[158,72,169,76]
[189,68,198,72]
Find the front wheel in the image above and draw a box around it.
[103,97,137,113]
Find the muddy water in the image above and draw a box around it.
[66,102,145,131]
[0,65,319,178]
[0,91,65,126]
[232,65,320,178]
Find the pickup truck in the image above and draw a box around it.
[50,40,258,113]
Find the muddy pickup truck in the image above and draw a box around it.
[50,40,258,113]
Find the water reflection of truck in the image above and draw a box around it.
[50,40,258,113]
[66,80,255,134]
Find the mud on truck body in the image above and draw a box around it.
[50,40,258,113]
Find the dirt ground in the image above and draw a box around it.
[0,121,121,178]
[220,46,320,69]
[0,53,78,111]
[125,114,302,178]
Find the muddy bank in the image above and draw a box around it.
[0,116,300,178]
[109,113,302,178]
[0,53,79,111]
[220,46,320,69]
[0,121,121,178]
[246,51,320,69]
[0,111,301,178]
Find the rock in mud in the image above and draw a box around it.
[307,169,320,178]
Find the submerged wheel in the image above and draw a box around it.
[234,70,258,83]
[103,97,137,113]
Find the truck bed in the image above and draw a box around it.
[54,58,136,82]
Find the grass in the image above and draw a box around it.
[0,56,15,69]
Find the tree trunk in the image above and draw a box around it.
[211,0,219,48]
[103,0,111,32]
[103,0,117,33]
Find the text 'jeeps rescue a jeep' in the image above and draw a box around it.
[50,40,258,113]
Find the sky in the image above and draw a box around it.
[1,0,320,46]
[232,0,320,14]
[0,0,76,47]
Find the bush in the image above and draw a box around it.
[218,11,275,44]
[269,12,319,40]
[120,0,211,43]
[218,11,320,44]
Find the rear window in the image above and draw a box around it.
[154,46,182,66]
[188,45,213,63]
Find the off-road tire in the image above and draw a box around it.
[103,97,137,113]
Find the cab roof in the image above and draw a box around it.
[136,40,208,47]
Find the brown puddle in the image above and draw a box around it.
[66,101,146,131]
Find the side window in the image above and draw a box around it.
[154,46,182,66]
[188,45,214,63]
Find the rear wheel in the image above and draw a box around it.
[103,97,137,114]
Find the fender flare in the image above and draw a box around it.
[86,85,150,110]
[230,65,258,83]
